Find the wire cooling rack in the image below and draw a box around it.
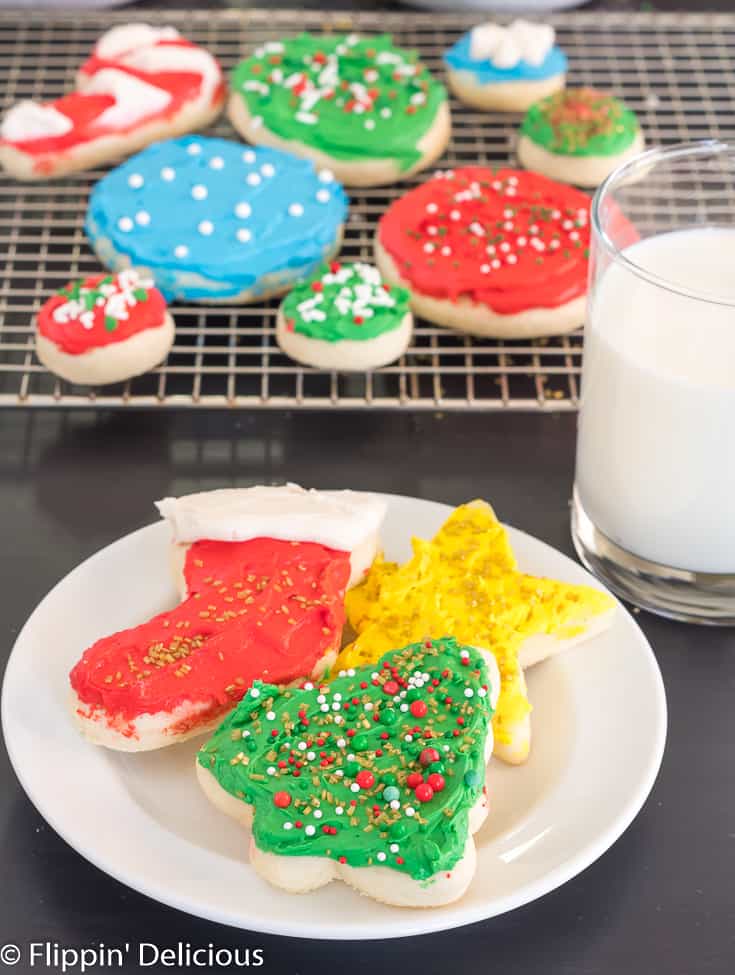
[1,9,735,410]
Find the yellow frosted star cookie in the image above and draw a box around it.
[334,500,615,764]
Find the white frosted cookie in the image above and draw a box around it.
[376,166,593,340]
[197,638,500,908]
[35,269,173,385]
[227,33,451,187]
[517,88,645,187]
[85,136,348,304]
[444,19,567,112]
[276,260,413,371]
[0,24,224,180]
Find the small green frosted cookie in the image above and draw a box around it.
[197,636,500,907]
[227,33,451,187]
[276,260,412,371]
[517,88,644,187]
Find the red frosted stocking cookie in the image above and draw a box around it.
[36,269,174,386]
[0,24,224,180]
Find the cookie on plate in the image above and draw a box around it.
[228,33,450,187]
[444,19,566,112]
[85,135,348,304]
[375,166,592,339]
[197,637,500,908]
[517,88,645,187]
[35,268,173,385]
[69,485,386,752]
[276,260,412,371]
[0,24,224,180]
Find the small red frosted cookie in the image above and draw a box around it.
[36,268,174,385]
[69,537,351,752]
[0,23,224,180]
[375,167,591,339]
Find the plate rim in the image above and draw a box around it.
[1,493,667,939]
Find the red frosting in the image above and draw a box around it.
[37,271,167,355]
[69,538,350,735]
[378,167,592,314]
[3,38,224,169]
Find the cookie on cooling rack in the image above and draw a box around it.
[85,135,348,304]
[0,24,224,181]
[35,269,174,386]
[375,167,591,340]
[517,88,645,187]
[444,20,567,112]
[227,33,450,187]
[276,260,412,371]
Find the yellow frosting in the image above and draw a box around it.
[335,501,615,745]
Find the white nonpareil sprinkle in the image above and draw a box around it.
[335,806,344,815]
[235,201,252,219]
[377,852,387,862]
[198,220,214,236]
[117,216,133,232]
[305,825,316,836]
[480,264,490,274]
[390,800,400,810]
[128,173,144,189]
[243,150,256,164]
[319,169,334,183]
[283,822,293,831]
[405,807,416,817]
[317,694,326,704]
[316,188,331,204]
[289,203,305,217]
[187,143,201,155]
[478,687,488,697]
[464,688,474,698]
[209,156,225,170]
[247,172,261,186]
[237,228,252,243]
[174,245,189,259]
[390,843,399,853]
[135,211,150,226]
[298,741,307,750]
[426,202,438,214]
[313,809,323,819]
[191,184,208,201]
[161,167,175,181]
[250,688,260,698]
[266,766,275,775]
[350,783,360,793]
[261,162,275,177]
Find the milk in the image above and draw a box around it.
[575,227,735,573]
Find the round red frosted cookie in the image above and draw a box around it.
[36,268,174,385]
[375,167,591,339]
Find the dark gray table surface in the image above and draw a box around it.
[2,2,735,973]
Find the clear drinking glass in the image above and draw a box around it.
[571,140,735,624]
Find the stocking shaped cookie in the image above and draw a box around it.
[0,24,224,180]
[197,637,500,908]
[70,485,386,752]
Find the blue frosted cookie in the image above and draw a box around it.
[85,136,349,303]
[444,20,567,112]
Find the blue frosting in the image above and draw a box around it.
[444,31,567,84]
[85,136,349,302]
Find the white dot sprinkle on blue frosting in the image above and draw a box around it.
[235,202,252,219]
[117,216,133,232]
[246,173,261,186]
[198,220,214,236]
[191,184,208,201]
[135,211,150,226]
[316,189,330,204]
[237,228,252,243]
[319,170,334,183]
[128,173,144,189]
[209,156,225,170]
[288,203,304,217]
[242,150,256,164]
[161,167,176,181]
[174,244,189,258]
[187,143,202,156]
[261,163,275,178]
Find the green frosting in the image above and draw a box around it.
[198,637,495,882]
[281,261,410,342]
[231,33,447,171]
[521,89,640,157]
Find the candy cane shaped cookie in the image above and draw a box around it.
[0,24,225,180]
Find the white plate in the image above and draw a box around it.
[2,494,666,940]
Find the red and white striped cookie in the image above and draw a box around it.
[36,268,174,385]
[0,24,225,180]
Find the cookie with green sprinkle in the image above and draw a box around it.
[276,260,413,372]
[227,33,451,187]
[197,636,499,907]
[517,88,645,188]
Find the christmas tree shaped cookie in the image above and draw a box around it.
[335,500,615,765]
[197,637,500,908]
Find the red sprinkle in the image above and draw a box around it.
[356,770,375,789]
[410,700,428,718]
[406,771,424,789]
[415,783,435,803]
[273,791,291,809]
[419,747,440,767]
[383,680,399,696]
[427,773,446,792]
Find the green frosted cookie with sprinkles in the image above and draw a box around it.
[517,87,645,188]
[227,33,451,187]
[276,260,413,371]
[197,636,500,907]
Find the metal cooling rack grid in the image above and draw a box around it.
[0,9,734,410]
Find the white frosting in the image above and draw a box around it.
[470,19,555,69]
[94,23,180,60]
[82,69,172,128]
[1,101,72,141]
[118,44,221,108]
[156,484,387,553]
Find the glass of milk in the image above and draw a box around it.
[572,140,735,623]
